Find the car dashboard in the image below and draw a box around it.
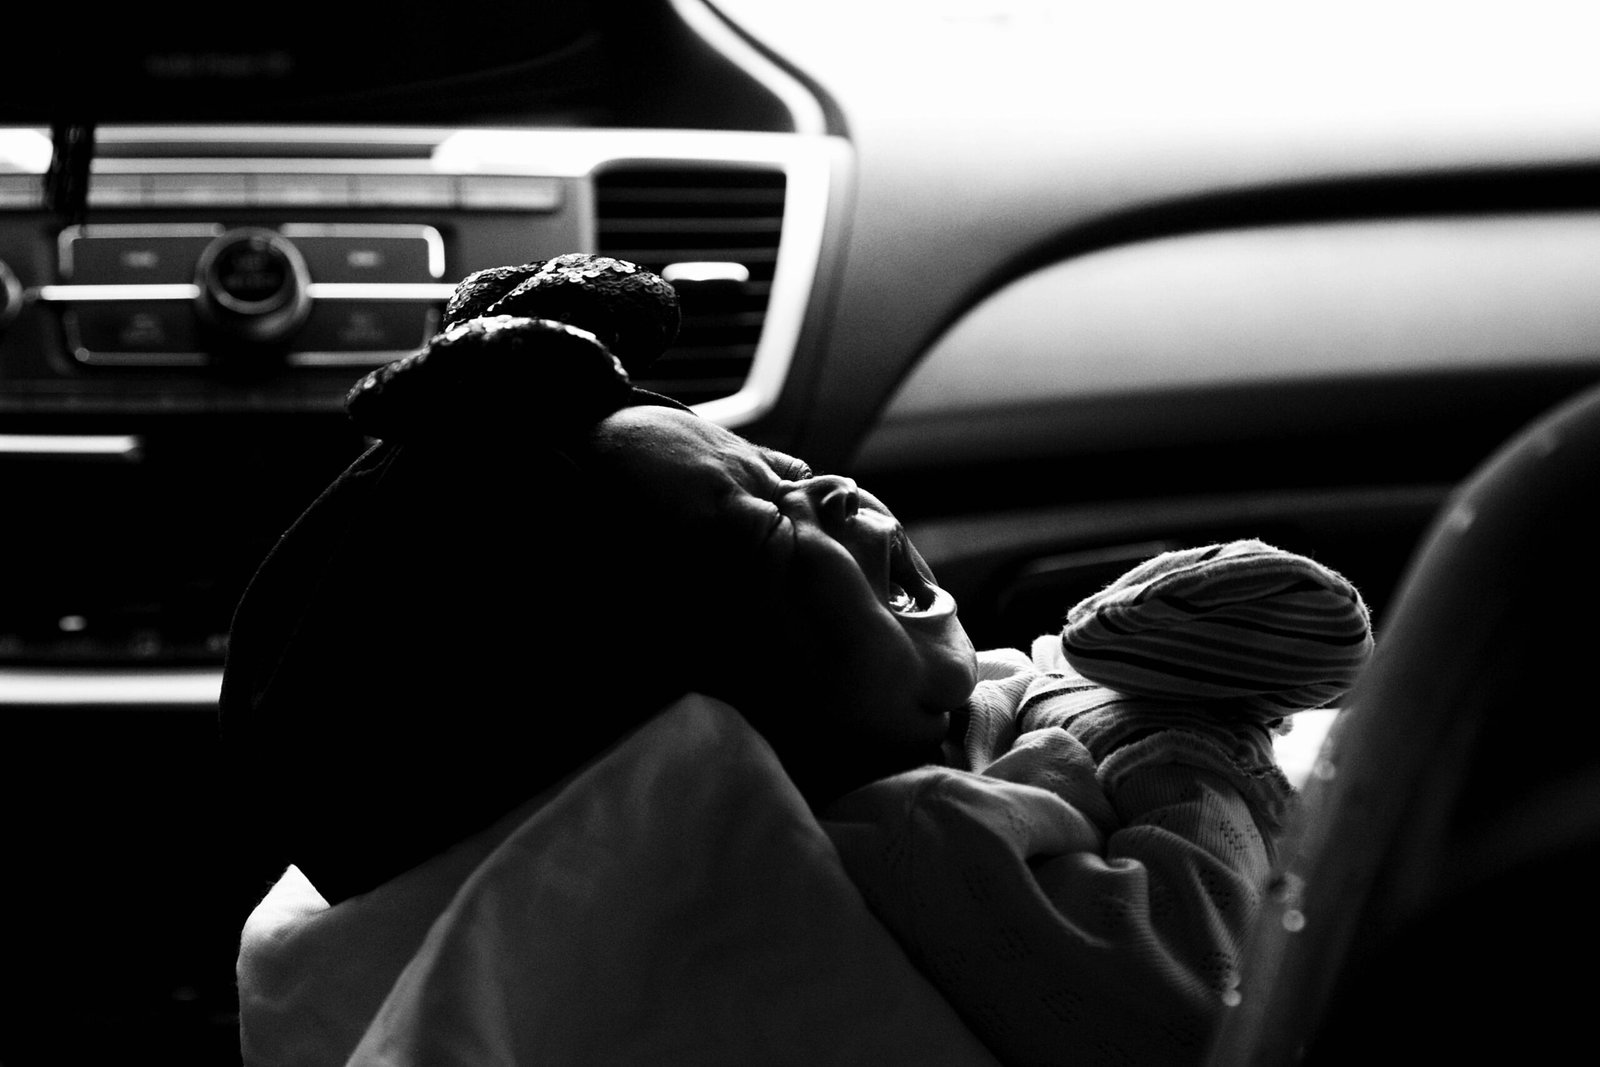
[3,0,1599,1061]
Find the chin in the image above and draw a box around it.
[924,634,979,711]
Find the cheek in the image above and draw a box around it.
[918,626,979,710]
[787,534,880,609]
[734,562,888,702]
[708,539,943,710]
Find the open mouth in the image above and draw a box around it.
[886,529,939,616]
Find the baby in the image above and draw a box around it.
[222,254,1371,1065]
[561,395,1369,1064]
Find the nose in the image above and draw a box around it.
[809,475,860,526]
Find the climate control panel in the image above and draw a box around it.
[0,124,828,680]
[47,223,450,370]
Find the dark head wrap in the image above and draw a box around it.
[346,253,686,442]
[221,255,689,903]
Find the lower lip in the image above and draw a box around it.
[893,585,956,622]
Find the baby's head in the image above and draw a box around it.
[340,252,977,797]
[573,404,977,796]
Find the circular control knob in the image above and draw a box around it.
[195,228,311,345]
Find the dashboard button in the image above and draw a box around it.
[209,238,295,311]
[295,301,437,359]
[85,175,146,208]
[352,174,455,208]
[64,303,201,360]
[251,174,354,208]
[0,174,43,209]
[457,175,563,211]
[64,232,218,284]
[194,228,312,346]
[145,173,251,207]
[291,234,440,283]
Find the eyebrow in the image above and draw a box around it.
[754,445,814,480]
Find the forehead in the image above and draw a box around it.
[587,405,800,518]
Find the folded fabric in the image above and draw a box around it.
[237,695,999,1067]
[1061,539,1374,715]
[824,749,1274,1065]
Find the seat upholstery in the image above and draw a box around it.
[1207,380,1600,1062]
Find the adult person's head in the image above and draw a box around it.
[220,256,974,903]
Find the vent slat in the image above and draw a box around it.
[597,193,784,214]
[598,170,784,189]
[598,217,783,235]
[598,247,779,267]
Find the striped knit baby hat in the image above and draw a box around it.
[1060,540,1374,715]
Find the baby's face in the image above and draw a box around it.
[587,406,977,775]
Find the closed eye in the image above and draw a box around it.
[756,445,813,481]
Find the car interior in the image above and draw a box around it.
[2,0,1597,1062]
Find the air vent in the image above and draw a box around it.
[594,165,786,406]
